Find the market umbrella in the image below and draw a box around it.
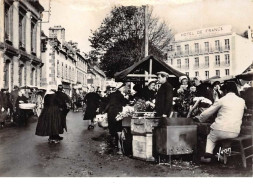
[236,71,253,81]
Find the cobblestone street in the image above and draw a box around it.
[0,111,251,177]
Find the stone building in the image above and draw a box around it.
[167,25,253,79]
[41,25,89,96]
[0,0,44,90]
[87,65,106,91]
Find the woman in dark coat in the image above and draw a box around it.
[155,72,173,117]
[83,87,101,129]
[15,89,29,126]
[35,87,63,143]
[104,85,127,154]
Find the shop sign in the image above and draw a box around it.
[175,25,232,41]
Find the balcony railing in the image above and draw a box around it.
[168,46,230,58]
[214,61,230,68]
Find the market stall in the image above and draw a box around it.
[114,55,186,161]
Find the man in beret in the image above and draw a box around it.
[155,71,173,117]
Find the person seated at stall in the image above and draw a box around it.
[194,81,245,163]
[155,71,173,117]
[187,77,213,118]
[193,76,214,103]
[15,89,29,126]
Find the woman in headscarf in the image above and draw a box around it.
[35,86,63,143]
[15,89,29,126]
[83,86,101,129]
[104,82,127,154]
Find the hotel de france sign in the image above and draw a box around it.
[174,25,232,42]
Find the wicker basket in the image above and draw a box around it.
[19,103,36,110]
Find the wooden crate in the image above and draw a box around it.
[132,134,154,161]
[155,125,197,155]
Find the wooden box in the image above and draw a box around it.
[132,134,154,161]
[131,117,159,134]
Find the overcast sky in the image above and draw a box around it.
[40,0,253,53]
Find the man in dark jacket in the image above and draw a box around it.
[55,85,71,140]
[155,71,173,117]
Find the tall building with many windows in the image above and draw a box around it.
[0,0,44,90]
[167,25,253,79]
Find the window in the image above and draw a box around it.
[205,71,209,79]
[195,57,199,67]
[57,60,60,77]
[176,45,181,53]
[19,11,26,48]
[204,42,209,52]
[215,40,220,50]
[31,68,35,85]
[225,69,230,75]
[65,65,68,79]
[31,21,37,53]
[69,67,71,80]
[225,39,230,50]
[205,56,209,66]
[215,55,220,66]
[177,59,181,68]
[171,59,173,65]
[185,44,189,54]
[194,43,199,53]
[4,4,12,41]
[185,72,189,76]
[195,71,199,77]
[216,70,220,76]
[19,65,24,86]
[225,54,230,65]
[185,58,189,68]
[62,63,64,78]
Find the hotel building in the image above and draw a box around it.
[167,25,253,79]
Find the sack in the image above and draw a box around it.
[95,113,108,128]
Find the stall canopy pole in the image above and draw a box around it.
[144,5,148,57]
[149,58,153,80]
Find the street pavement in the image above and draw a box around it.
[0,111,252,177]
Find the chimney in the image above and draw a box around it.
[49,25,65,43]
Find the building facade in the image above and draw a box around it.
[167,25,253,79]
[41,25,90,96]
[87,65,106,91]
[0,0,44,90]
